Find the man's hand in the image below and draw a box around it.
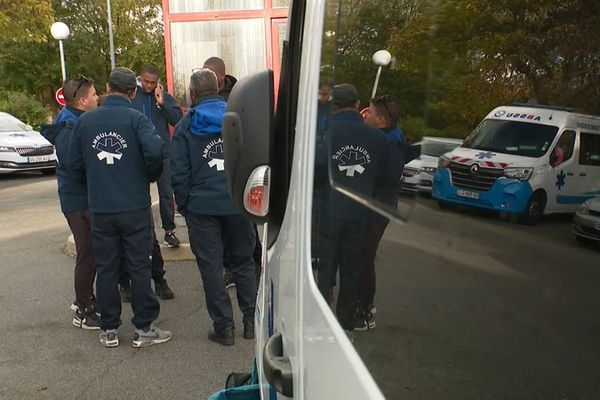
[155,85,164,107]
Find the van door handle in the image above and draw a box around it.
[566,172,574,176]
[263,332,293,397]
[580,172,587,177]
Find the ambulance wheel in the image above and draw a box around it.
[519,191,545,225]
[575,235,594,246]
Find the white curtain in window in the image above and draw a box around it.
[170,19,267,105]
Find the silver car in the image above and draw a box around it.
[0,112,56,174]
[572,197,600,244]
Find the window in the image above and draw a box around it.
[550,130,576,167]
[170,19,266,105]
[579,132,600,166]
[168,0,263,13]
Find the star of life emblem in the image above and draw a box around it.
[203,139,225,171]
[92,132,128,165]
[332,145,371,177]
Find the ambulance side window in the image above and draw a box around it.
[550,130,575,167]
[579,132,600,166]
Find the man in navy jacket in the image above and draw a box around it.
[315,84,401,334]
[131,64,183,250]
[171,69,256,346]
[41,74,100,330]
[68,67,172,348]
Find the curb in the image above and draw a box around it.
[64,234,195,261]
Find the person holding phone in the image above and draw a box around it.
[132,66,183,254]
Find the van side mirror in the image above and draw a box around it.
[222,70,274,224]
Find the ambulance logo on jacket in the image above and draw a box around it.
[92,132,128,165]
[332,145,371,177]
[203,138,225,171]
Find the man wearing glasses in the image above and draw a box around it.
[41,75,100,330]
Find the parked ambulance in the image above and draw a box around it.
[432,105,600,224]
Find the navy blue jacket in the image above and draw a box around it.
[131,88,182,154]
[170,95,237,216]
[316,111,401,222]
[40,107,88,213]
[383,126,406,144]
[67,95,165,214]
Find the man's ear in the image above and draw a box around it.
[129,87,137,99]
[105,83,110,93]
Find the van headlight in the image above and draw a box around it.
[438,156,450,168]
[503,167,533,180]
[421,166,437,174]
[0,145,15,152]
[577,200,591,215]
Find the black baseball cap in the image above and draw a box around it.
[332,83,359,108]
[108,67,137,92]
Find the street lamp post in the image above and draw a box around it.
[371,50,392,99]
[50,22,70,83]
[107,0,116,69]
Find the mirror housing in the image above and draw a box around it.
[222,70,274,224]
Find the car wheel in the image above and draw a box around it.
[41,168,56,176]
[518,191,545,225]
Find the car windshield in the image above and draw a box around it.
[421,141,461,157]
[463,119,559,157]
[0,114,29,133]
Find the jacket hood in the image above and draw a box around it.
[41,109,78,144]
[189,97,227,137]
[221,75,237,93]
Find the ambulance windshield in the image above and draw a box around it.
[463,119,559,157]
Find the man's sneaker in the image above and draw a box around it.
[224,271,236,289]
[209,327,234,346]
[73,308,101,330]
[155,278,174,300]
[354,311,376,331]
[243,323,255,340]
[71,296,99,316]
[132,324,173,348]
[120,286,132,303]
[163,231,181,248]
[99,329,119,348]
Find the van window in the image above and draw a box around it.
[579,132,600,166]
[312,0,600,398]
[463,119,559,157]
[550,130,576,167]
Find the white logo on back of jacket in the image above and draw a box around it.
[203,138,225,171]
[332,145,371,177]
[92,132,128,165]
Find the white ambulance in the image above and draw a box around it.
[432,105,600,224]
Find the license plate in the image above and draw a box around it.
[457,189,480,199]
[28,156,49,163]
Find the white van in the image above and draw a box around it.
[432,105,600,224]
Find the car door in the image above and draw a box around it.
[546,129,579,211]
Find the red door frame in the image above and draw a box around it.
[161,0,288,95]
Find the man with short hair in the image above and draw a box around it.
[203,57,238,101]
[41,75,100,330]
[68,67,172,348]
[171,69,257,346]
[132,64,183,252]
[358,95,408,331]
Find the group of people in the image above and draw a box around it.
[42,57,259,348]
[314,82,411,338]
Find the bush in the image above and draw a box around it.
[0,90,48,130]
